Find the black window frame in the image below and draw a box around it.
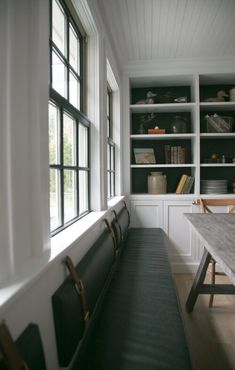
[49,0,90,235]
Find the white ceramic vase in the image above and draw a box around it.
[148,172,167,194]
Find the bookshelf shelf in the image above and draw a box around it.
[130,134,196,140]
[200,133,235,139]
[200,163,235,167]
[130,103,196,113]
[200,102,235,112]
[131,164,196,168]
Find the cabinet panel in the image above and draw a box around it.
[130,200,163,228]
[163,201,202,272]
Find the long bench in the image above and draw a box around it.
[52,203,193,370]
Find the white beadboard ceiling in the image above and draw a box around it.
[98,0,235,67]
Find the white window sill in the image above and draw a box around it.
[0,196,125,313]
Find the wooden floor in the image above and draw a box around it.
[174,274,235,370]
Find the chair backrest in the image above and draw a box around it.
[194,198,235,214]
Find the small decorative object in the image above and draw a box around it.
[148,172,167,194]
[205,90,228,102]
[139,113,156,134]
[136,91,157,104]
[134,148,156,164]
[229,88,235,102]
[148,126,166,134]
[138,123,145,134]
[170,115,187,133]
[233,158,235,164]
[211,153,217,161]
[140,113,156,126]
[174,96,188,103]
[204,114,233,133]
[221,154,226,163]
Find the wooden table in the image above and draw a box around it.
[184,213,235,313]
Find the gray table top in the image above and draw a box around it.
[185,213,235,285]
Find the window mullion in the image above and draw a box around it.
[66,16,70,101]
[60,107,64,225]
[76,119,79,216]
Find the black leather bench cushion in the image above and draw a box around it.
[16,323,46,370]
[52,228,115,366]
[72,228,192,370]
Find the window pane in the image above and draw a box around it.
[107,172,110,199]
[49,102,60,164]
[69,24,80,74]
[107,118,110,137]
[79,170,88,214]
[63,113,76,166]
[107,91,110,115]
[111,172,114,197]
[52,0,66,55]
[69,71,80,109]
[64,170,77,222]
[111,145,114,170]
[50,169,61,230]
[107,144,110,170]
[52,51,67,97]
[79,124,88,167]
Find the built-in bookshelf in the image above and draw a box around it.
[129,74,235,196]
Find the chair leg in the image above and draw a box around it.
[209,258,216,308]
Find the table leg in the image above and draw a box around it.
[186,248,211,313]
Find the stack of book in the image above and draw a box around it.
[164,145,185,164]
[176,174,194,194]
[205,114,233,133]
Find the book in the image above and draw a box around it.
[134,148,156,164]
[164,145,170,164]
[176,174,188,193]
[164,145,185,164]
[182,176,194,194]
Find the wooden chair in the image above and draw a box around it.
[193,198,235,307]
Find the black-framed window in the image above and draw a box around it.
[107,86,115,199]
[49,0,90,234]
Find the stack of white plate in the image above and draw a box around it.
[201,179,228,194]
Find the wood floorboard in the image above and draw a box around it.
[174,274,235,370]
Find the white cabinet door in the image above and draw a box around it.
[130,200,163,228]
[163,200,202,273]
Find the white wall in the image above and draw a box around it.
[0,0,124,369]
[0,0,50,284]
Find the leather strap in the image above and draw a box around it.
[0,321,29,370]
[64,256,89,328]
[111,210,122,245]
[103,218,117,255]
[123,201,130,227]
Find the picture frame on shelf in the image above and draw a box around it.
[134,148,156,164]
